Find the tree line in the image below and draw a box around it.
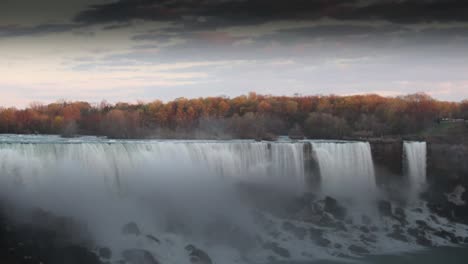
[0,93,467,139]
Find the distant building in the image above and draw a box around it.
[438,118,467,123]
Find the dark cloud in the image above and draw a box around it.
[74,0,351,25]
[0,23,82,38]
[75,0,468,27]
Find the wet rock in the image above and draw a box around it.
[318,213,335,227]
[263,242,291,258]
[98,247,112,259]
[388,228,408,242]
[308,227,331,247]
[334,243,342,249]
[360,234,377,244]
[394,207,407,224]
[407,227,422,238]
[348,244,370,255]
[434,229,458,244]
[377,200,392,217]
[316,237,331,247]
[406,227,432,246]
[416,236,432,247]
[122,222,140,236]
[185,244,213,264]
[122,249,159,264]
[324,196,347,220]
[464,237,468,243]
[50,246,102,264]
[360,226,370,233]
[282,222,307,240]
[309,227,324,240]
[146,234,160,244]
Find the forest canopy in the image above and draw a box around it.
[0,93,467,140]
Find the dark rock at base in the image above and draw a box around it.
[1,209,103,264]
[308,227,331,247]
[318,214,334,227]
[360,226,370,233]
[407,227,423,238]
[416,236,432,247]
[146,234,160,244]
[377,200,392,217]
[185,244,213,264]
[394,207,407,224]
[388,228,408,242]
[316,237,331,247]
[263,242,291,258]
[348,245,370,255]
[405,227,432,247]
[309,227,324,240]
[433,230,458,244]
[98,247,112,259]
[324,197,347,220]
[122,222,141,236]
[415,220,433,231]
[122,249,159,264]
[49,246,102,264]
[464,237,468,243]
[282,222,307,240]
[360,234,377,244]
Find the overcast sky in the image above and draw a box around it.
[1,0,468,107]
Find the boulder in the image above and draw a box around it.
[348,245,370,255]
[324,196,347,220]
[282,221,307,240]
[377,200,392,217]
[122,222,140,236]
[185,244,213,264]
[262,242,290,258]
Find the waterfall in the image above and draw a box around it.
[311,141,377,201]
[0,141,306,191]
[404,141,427,194]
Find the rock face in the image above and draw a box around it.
[369,139,403,177]
[428,143,468,185]
[425,143,468,223]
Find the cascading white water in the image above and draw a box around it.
[0,137,309,263]
[404,141,427,194]
[2,136,467,263]
[311,141,377,200]
[0,140,306,193]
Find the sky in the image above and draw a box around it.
[1,0,468,107]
